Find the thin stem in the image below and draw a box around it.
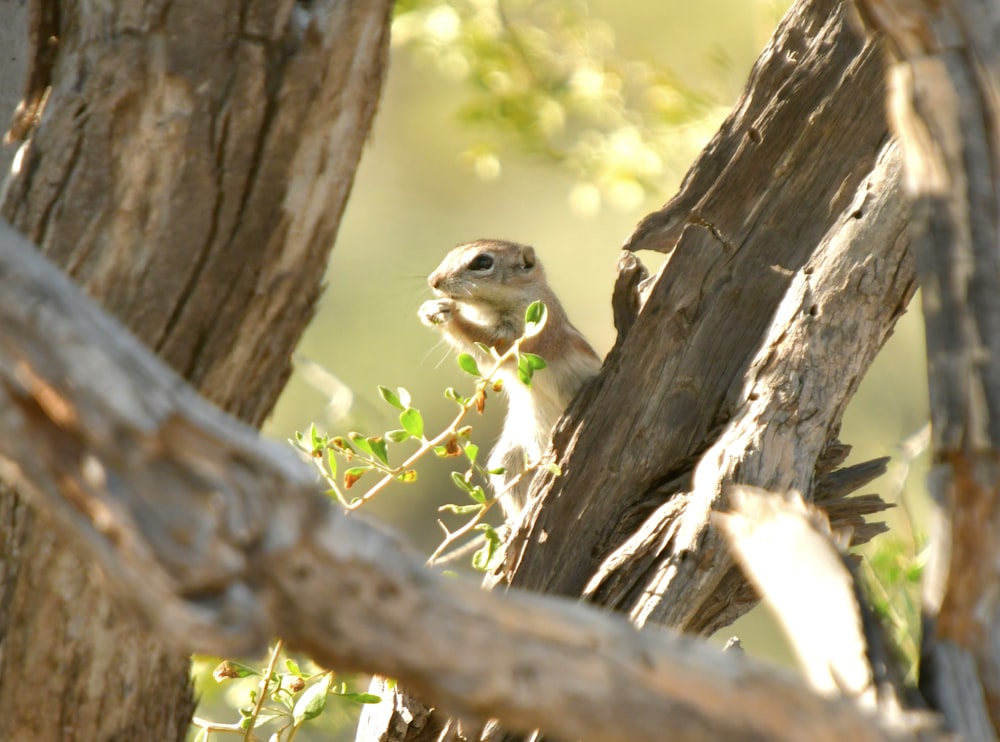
[192,716,262,739]
[311,454,350,508]
[243,639,285,742]
[425,463,538,566]
[347,340,525,511]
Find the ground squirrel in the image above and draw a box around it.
[419,239,601,523]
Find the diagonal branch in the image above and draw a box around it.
[0,219,904,742]
[498,0,911,639]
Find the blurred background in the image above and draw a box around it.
[194,0,931,737]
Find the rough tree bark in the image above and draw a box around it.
[360,1,913,738]
[855,1,1000,738]
[0,1,391,738]
[0,217,920,742]
[502,0,901,628]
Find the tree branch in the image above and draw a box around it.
[855,0,1000,737]
[0,220,907,742]
[500,0,910,639]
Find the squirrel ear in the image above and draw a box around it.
[521,246,536,269]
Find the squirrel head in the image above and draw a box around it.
[428,239,548,312]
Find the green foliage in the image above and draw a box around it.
[213,304,564,740]
[472,523,505,571]
[392,0,718,211]
[860,533,926,682]
[190,645,376,741]
[288,302,558,563]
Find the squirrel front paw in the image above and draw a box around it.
[419,298,455,327]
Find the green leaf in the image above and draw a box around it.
[334,691,382,704]
[517,354,535,386]
[469,486,487,504]
[487,466,506,475]
[472,523,504,571]
[326,448,338,479]
[464,443,479,462]
[450,471,473,493]
[378,385,404,410]
[368,436,389,465]
[524,301,547,337]
[285,659,303,676]
[309,422,324,451]
[439,503,485,515]
[399,408,424,439]
[330,436,354,453]
[348,432,373,457]
[385,428,410,443]
[444,387,469,405]
[293,673,334,725]
[522,352,547,370]
[397,387,412,408]
[193,728,209,742]
[545,461,562,476]
[457,353,481,377]
[397,469,418,483]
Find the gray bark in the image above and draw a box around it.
[855,0,1000,737]
[0,0,30,175]
[0,1,391,738]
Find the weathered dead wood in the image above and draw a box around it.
[498,0,910,638]
[580,143,913,632]
[721,487,880,702]
[0,218,905,742]
[365,5,916,740]
[0,1,392,738]
[855,1,1000,738]
[720,487,942,737]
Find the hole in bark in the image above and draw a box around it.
[808,304,819,317]
[747,127,762,144]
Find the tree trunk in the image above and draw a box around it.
[0,217,923,742]
[359,1,914,738]
[0,1,391,738]
[855,0,1000,737]
[501,0,899,626]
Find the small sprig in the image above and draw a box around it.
[291,301,550,516]
[192,640,380,741]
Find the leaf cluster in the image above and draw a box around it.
[392,0,722,212]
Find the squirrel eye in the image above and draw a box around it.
[469,253,494,271]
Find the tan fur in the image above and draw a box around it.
[419,239,601,523]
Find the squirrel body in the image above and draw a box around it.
[419,239,601,522]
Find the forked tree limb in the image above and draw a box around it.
[363,2,919,739]
[499,0,910,637]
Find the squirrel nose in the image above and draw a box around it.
[429,272,442,290]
